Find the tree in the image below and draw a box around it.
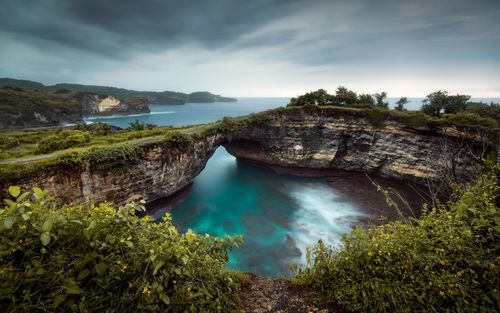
[374,92,388,108]
[288,89,331,106]
[357,94,375,106]
[444,94,471,114]
[395,97,410,111]
[421,91,448,117]
[333,86,357,106]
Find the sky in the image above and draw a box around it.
[0,0,499,97]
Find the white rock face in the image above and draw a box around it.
[98,96,121,112]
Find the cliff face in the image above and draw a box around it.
[224,111,482,182]
[73,93,150,116]
[12,134,224,205]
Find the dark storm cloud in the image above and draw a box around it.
[0,0,499,96]
[0,0,305,57]
[1,0,499,62]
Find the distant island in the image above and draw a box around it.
[0,78,238,104]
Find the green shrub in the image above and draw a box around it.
[85,145,143,172]
[163,132,193,150]
[395,111,434,128]
[0,136,19,149]
[444,112,498,129]
[366,108,390,128]
[292,170,500,312]
[217,117,242,135]
[36,131,90,154]
[0,187,243,312]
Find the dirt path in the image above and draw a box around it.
[239,274,345,313]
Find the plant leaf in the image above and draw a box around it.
[77,269,91,281]
[42,219,53,232]
[160,294,170,305]
[40,232,51,245]
[8,186,20,198]
[3,216,15,229]
[153,261,165,275]
[95,262,107,276]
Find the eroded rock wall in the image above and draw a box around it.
[12,134,224,205]
[224,111,482,182]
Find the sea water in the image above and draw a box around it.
[87,97,428,276]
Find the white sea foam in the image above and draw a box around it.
[84,111,175,120]
[287,183,368,264]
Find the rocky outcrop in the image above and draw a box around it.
[10,134,224,205]
[224,110,484,182]
[73,93,150,116]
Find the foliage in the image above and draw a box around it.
[365,108,390,128]
[163,132,193,150]
[85,145,143,172]
[73,122,120,136]
[444,112,497,129]
[392,111,434,128]
[395,97,409,111]
[332,86,357,106]
[129,120,157,131]
[0,136,19,150]
[36,130,91,154]
[0,188,244,312]
[357,94,375,106]
[217,117,242,135]
[292,169,500,312]
[0,88,82,128]
[466,102,500,125]
[374,92,389,108]
[421,91,471,117]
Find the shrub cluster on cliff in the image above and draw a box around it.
[288,87,500,128]
[0,187,244,312]
[292,162,500,312]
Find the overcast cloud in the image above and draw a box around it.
[0,0,499,97]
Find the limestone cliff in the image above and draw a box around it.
[9,134,224,205]
[72,93,150,116]
[224,109,485,183]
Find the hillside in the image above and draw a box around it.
[0,87,150,128]
[0,78,237,104]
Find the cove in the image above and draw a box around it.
[86,98,423,277]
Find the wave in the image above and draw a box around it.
[84,111,175,120]
[287,183,368,264]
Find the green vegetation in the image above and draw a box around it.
[0,78,237,103]
[287,87,499,130]
[395,97,409,111]
[288,86,387,108]
[0,86,82,128]
[292,164,499,312]
[0,187,244,312]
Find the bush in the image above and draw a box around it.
[36,131,90,154]
[0,136,19,149]
[444,112,498,129]
[163,132,193,150]
[394,111,433,128]
[0,187,243,312]
[85,145,143,172]
[292,170,500,312]
[366,108,390,128]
